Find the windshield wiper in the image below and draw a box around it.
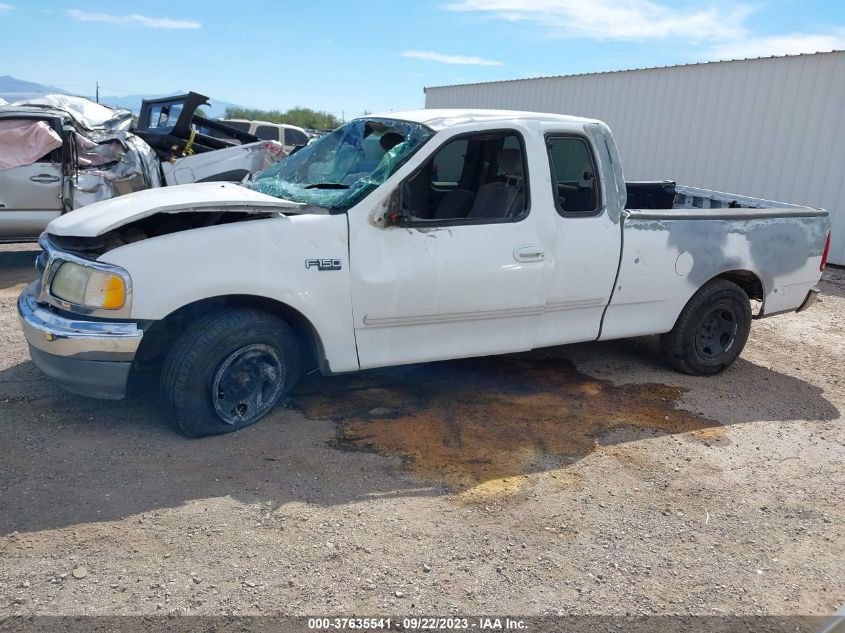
[304,182,350,189]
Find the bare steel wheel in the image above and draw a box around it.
[661,278,751,376]
[695,306,739,359]
[211,344,286,425]
[161,308,303,437]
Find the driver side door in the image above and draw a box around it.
[348,128,552,369]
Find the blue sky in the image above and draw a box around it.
[1,0,844,118]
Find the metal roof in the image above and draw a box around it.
[424,49,845,92]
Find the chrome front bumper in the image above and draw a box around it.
[17,281,143,399]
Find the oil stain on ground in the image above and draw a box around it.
[290,354,724,501]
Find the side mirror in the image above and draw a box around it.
[371,187,412,228]
[383,188,408,228]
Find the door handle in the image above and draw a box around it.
[514,244,546,263]
[30,174,60,183]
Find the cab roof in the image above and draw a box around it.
[366,108,601,131]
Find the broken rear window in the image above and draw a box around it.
[248,118,433,210]
[147,102,184,131]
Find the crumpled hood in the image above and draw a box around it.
[47,182,304,237]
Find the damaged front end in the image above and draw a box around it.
[48,208,279,258]
[43,180,314,256]
[68,123,163,208]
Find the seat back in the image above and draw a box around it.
[466,148,525,219]
[434,188,476,219]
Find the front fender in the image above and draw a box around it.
[99,213,359,372]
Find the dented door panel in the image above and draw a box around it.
[0,162,63,239]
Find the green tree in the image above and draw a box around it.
[223,106,341,130]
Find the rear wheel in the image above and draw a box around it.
[661,279,751,376]
[160,308,303,437]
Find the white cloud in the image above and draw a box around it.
[402,50,503,66]
[0,3,14,10]
[67,8,201,29]
[444,0,752,41]
[706,32,845,60]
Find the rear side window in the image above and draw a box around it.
[546,136,601,216]
[255,125,281,142]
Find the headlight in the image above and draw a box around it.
[51,261,127,310]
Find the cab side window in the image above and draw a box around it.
[546,136,601,216]
[285,129,309,147]
[402,131,529,223]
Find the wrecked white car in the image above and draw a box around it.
[18,110,830,438]
[0,93,285,240]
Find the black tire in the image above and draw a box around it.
[661,279,752,376]
[160,308,303,437]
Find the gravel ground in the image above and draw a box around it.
[0,243,842,618]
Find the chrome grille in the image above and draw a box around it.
[35,249,48,279]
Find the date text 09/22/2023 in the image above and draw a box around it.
[307,617,528,630]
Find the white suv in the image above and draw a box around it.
[218,119,310,152]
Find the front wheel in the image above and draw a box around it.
[160,308,303,437]
[661,279,752,376]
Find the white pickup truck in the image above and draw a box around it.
[18,109,831,437]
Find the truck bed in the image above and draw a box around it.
[625,181,817,214]
[602,181,829,344]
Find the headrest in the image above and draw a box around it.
[497,148,523,176]
[379,132,405,152]
[578,161,595,187]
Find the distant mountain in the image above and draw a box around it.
[0,75,68,101]
[0,75,243,118]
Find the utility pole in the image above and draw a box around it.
[95,81,99,103]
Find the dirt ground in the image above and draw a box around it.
[0,242,842,618]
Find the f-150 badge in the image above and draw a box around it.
[305,258,342,271]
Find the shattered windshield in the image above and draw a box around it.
[249,118,433,209]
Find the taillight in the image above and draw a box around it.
[820,232,831,271]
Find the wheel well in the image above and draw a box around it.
[715,270,764,302]
[134,295,327,375]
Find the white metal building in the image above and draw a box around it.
[424,51,845,265]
